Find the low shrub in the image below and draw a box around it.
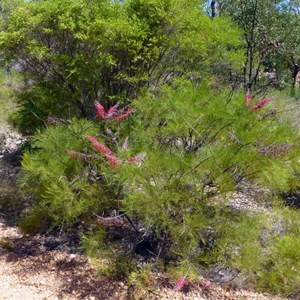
[20,119,108,227]
[19,83,300,294]
[258,233,300,295]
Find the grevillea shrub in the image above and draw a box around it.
[20,119,120,226]
[119,83,300,281]
[20,83,300,294]
[20,103,141,229]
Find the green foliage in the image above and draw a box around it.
[20,118,115,227]
[17,71,299,292]
[253,207,300,295]
[220,0,300,89]
[81,228,135,278]
[18,206,51,234]
[211,211,263,266]
[19,82,300,293]
[0,174,29,224]
[258,234,300,295]
[127,265,156,299]
[0,68,19,125]
[211,206,300,295]
[126,83,300,192]
[11,98,47,135]
[119,83,300,285]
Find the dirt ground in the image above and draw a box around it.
[0,218,287,300]
[0,218,128,300]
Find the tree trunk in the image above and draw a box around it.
[211,1,216,18]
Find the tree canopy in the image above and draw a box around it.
[0,0,242,129]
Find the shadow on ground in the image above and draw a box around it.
[0,147,127,299]
[0,226,127,300]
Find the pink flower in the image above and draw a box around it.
[86,136,121,168]
[107,103,119,119]
[105,153,121,168]
[128,153,146,163]
[116,107,136,122]
[94,102,135,122]
[250,97,271,111]
[245,90,252,105]
[173,277,187,291]
[86,136,112,155]
[201,278,212,289]
[95,101,106,120]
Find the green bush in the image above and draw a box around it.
[81,228,135,279]
[258,233,300,295]
[0,0,243,132]
[19,84,300,294]
[254,208,300,295]
[209,206,300,295]
[18,207,51,234]
[120,83,300,280]
[20,118,117,227]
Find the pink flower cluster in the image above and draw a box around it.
[173,277,212,292]
[245,91,272,111]
[201,278,212,288]
[173,277,187,291]
[87,136,121,167]
[86,135,145,168]
[95,101,136,122]
[245,90,252,106]
[128,153,146,163]
[250,97,271,111]
[68,102,142,168]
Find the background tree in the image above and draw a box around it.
[219,0,284,90]
[274,1,300,87]
[0,0,242,133]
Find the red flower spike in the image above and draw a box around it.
[86,136,121,167]
[116,107,136,122]
[250,97,271,111]
[107,103,119,119]
[128,153,146,163]
[105,153,121,168]
[174,277,187,291]
[86,136,112,155]
[94,102,135,122]
[95,101,106,120]
[201,278,212,289]
[245,90,252,106]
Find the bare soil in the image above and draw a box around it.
[0,218,286,300]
